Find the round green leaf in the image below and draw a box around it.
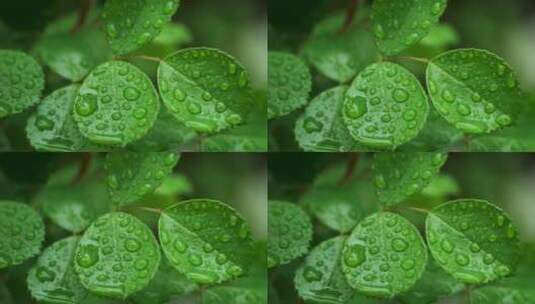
[28,236,88,303]
[159,199,255,284]
[373,152,448,206]
[0,201,45,269]
[426,199,521,284]
[268,51,312,119]
[303,14,378,83]
[341,212,428,298]
[158,48,252,133]
[26,85,96,152]
[426,49,523,134]
[295,86,359,152]
[0,50,44,118]
[73,61,160,147]
[295,236,354,303]
[371,0,447,55]
[102,0,180,55]
[268,201,313,268]
[74,212,161,298]
[105,152,179,206]
[342,62,429,150]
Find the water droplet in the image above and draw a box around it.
[173,88,186,101]
[497,215,505,227]
[216,254,227,265]
[174,239,187,253]
[238,72,248,88]
[187,103,202,115]
[374,24,385,39]
[188,254,202,266]
[123,87,141,101]
[496,114,511,127]
[343,244,366,268]
[471,93,481,103]
[375,174,386,189]
[344,95,367,119]
[303,117,323,133]
[484,103,496,114]
[35,115,55,131]
[76,244,99,268]
[202,92,213,101]
[303,266,322,282]
[403,110,416,121]
[457,104,471,116]
[401,258,415,270]
[135,259,148,270]
[440,239,454,253]
[391,238,408,252]
[442,90,455,103]
[36,266,56,283]
[106,24,118,38]
[125,239,141,252]
[228,63,237,75]
[392,88,409,103]
[134,108,147,119]
[483,253,495,265]
[455,253,469,266]
[75,94,98,117]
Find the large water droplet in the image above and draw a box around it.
[36,266,56,283]
[123,87,141,101]
[75,94,98,117]
[391,238,409,252]
[35,115,55,131]
[343,244,366,268]
[392,88,409,103]
[125,239,141,252]
[76,244,99,268]
[303,266,322,282]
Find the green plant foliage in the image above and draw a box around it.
[102,0,180,55]
[105,152,179,206]
[426,199,521,284]
[268,201,313,268]
[158,48,252,133]
[158,199,255,284]
[268,51,312,119]
[0,50,44,118]
[342,62,429,149]
[75,212,161,298]
[371,0,447,55]
[73,61,160,147]
[342,212,428,298]
[0,201,45,269]
[373,152,448,206]
[426,49,523,134]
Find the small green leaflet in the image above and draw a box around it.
[203,285,265,304]
[343,62,429,150]
[341,212,428,298]
[105,152,179,206]
[268,201,313,268]
[0,50,44,118]
[303,13,378,83]
[102,0,180,55]
[371,0,447,55]
[74,212,161,298]
[0,201,45,269]
[26,85,97,152]
[200,123,267,152]
[426,199,521,284]
[426,49,523,134]
[295,86,360,152]
[27,236,88,303]
[158,48,252,134]
[373,152,448,206]
[295,236,354,304]
[159,199,255,284]
[73,61,160,147]
[470,277,535,304]
[268,52,312,119]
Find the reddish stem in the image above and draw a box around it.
[71,0,92,34]
[71,153,92,185]
[338,153,359,186]
[338,0,359,33]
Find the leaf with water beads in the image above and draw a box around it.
[74,212,161,298]
[28,236,88,303]
[102,0,180,55]
[268,201,313,268]
[73,61,160,147]
[268,52,312,119]
[0,201,45,269]
[373,152,448,206]
[158,199,255,284]
[341,212,428,298]
[342,62,429,150]
[26,85,98,152]
[295,236,354,304]
[105,152,179,206]
[295,86,361,152]
[426,49,523,134]
[426,199,521,284]
[371,0,447,56]
[0,50,44,118]
[158,48,253,134]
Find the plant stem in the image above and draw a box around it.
[135,207,162,214]
[388,56,430,64]
[407,207,430,214]
[338,153,359,186]
[71,153,92,185]
[133,55,162,62]
[339,0,359,33]
[71,0,92,34]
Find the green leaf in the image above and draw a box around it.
[0,201,45,269]
[35,28,112,81]
[0,50,44,118]
[158,199,255,285]
[200,123,267,152]
[426,199,521,284]
[268,51,312,119]
[302,13,378,83]
[341,212,428,298]
[27,236,88,304]
[426,49,523,134]
[74,212,161,298]
[73,61,160,147]
[203,285,265,304]
[268,201,312,268]
[105,152,179,206]
[26,85,97,152]
[373,152,448,206]
[342,62,429,150]
[419,24,459,49]
[295,86,360,152]
[470,276,535,304]
[102,0,180,55]
[295,236,354,303]
[371,0,447,55]
[157,47,252,133]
